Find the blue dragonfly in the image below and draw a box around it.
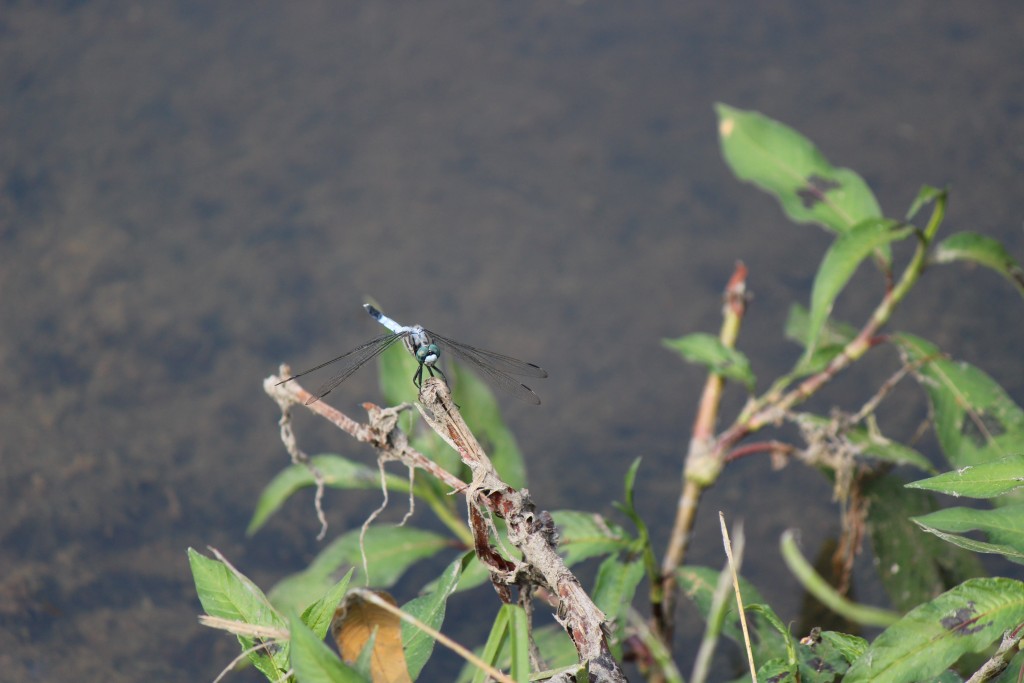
[279,304,547,405]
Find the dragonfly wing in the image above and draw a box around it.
[432,334,544,405]
[278,332,405,404]
[428,331,548,378]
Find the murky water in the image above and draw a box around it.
[2,2,1022,680]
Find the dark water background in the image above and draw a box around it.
[2,2,1022,680]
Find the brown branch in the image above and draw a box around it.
[724,440,797,464]
[264,366,465,493]
[416,378,628,682]
[264,370,628,682]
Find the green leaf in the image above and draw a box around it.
[676,566,781,654]
[913,504,1024,563]
[615,458,649,550]
[932,232,1024,298]
[591,555,645,624]
[505,605,530,683]
[450,361,528,489]
[289,614,367,683]
[911,523,1024,564]
[907,455,1024,498]
[247,455,409,535]
[756,658,798,683]
[269,527,452,613]
[905,185,947,222]
[402,552,471,679]
[431,554,490,594]
[531,624,583,672]
[300,569,355,639]
[748,603,799,673]
[190,549,283,626]
[715,103,882,234]
[472,605,530,683]
[894,334,1024,487]
[662,332,756,391]
[622,456,641,514]
[864,477,983,612]
[845,578,1024,682]
[805,218,912,357]
[915,504,1024,545]
[350,628,377,680]
[819,630,868,663]
[551,510,633,565]
[784,303,857,349]
[379,334,422,406]
[797,630,863,682]
[188,548,289,679]
[789,344,847,378]
[785,304,859,377]
[458,624,579,683]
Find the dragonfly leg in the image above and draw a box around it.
[413,363,425,389]
[427,364,449,387]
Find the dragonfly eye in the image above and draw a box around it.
[416,344,440,363]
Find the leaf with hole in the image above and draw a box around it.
[844,578,1024,682]
[895,335,1024,489]
[716,104,882,234]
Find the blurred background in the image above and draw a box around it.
[2,2,1022,680]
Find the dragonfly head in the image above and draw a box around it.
[416,342,440,366]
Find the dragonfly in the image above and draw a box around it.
[278,304,548,405]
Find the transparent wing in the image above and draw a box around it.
[428,331,548,378]
[429,331,546,405]
[277,332,406,404]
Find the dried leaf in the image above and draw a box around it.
[331,590,412,683]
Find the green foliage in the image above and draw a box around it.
[269,526,453,615]
[247,455,408,535]
[300,570,355,638]
[909,455,1024,565]
[401,553,470,679]
[865,476,983,612]
[189,549,290,679]
[803,218,911,358]
[662,332,756,391]
[192,104,1024,682]
[895,334,1024,478]
[289,615,367,683]
[190,548,358,681]
[797,631,867,682]
[698,105,1023,682]
[845,578,1024,682]
[783,304,856,377]
[677,565,788,668]
[449,361,529,488]
[908,454,1024,498]
[715,103,882,234]
[550,509,633,565]
[591,555,645,624]
[932,231,1024,297]
[472,605,531,683]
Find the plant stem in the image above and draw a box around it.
[656,263,748,644]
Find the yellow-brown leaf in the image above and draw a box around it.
[331,590,412,683]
